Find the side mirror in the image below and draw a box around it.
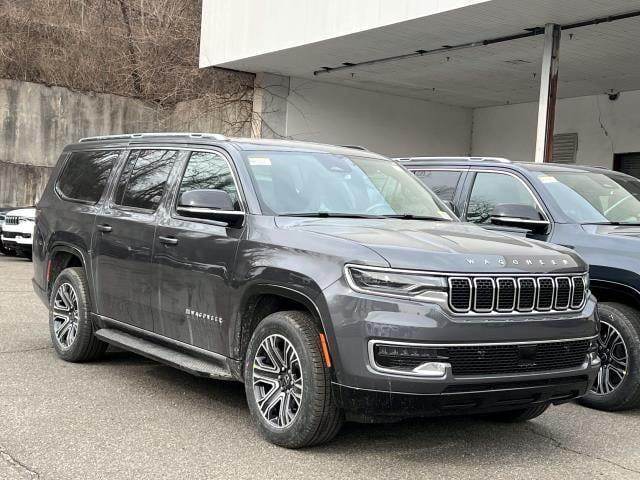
[177,189,244,227]
[490,204,549,233]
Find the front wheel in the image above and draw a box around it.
[244,311,343,448]
[578,302,640,411]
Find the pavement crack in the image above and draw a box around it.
[0,445,40,479]
[526,425,640,475]
[0,346,52,355]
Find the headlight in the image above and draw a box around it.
[345,265,446,297]
[18,217,34,224]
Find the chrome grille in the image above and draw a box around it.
[572,277,585,308]
[448,275,588,314]
[4,216,18,225]
[537,277,554,311]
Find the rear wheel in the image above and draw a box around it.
[487,404,549,422]
[244,311,343,448]
[578,302,640,411]
[49,267,107,362]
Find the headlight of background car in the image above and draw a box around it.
[18,217,35,224]
[345,265,446,297]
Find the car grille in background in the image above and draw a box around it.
[372,339,591,376]
[1,231,17,239]
[448,275,587,314]
[4,216,18,225]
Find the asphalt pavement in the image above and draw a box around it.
[1,254,639,479]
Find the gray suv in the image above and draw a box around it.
[33,134,600,448]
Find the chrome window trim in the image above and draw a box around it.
[172,149,247,219]
[467,169,552,224]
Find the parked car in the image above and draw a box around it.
[0,208,17,256]
[1,207,36,259]
[33,134,599,448]
[401,156,640,411]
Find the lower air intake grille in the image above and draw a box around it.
[445,339,590,376]
[371,339,592,376]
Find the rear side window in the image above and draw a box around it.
[57,150,119,203]
[177,151,241,211]
[412,169,462,202]
[114,150,177,211]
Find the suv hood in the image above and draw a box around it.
[277,218,584,274]
[5,208,36,218]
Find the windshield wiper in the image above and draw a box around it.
[382,214,452,222]
[278,212,383,219]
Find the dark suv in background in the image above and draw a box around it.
[33,135,600,448]
[402,157,640,411]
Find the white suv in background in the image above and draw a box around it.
[1,207,36,259]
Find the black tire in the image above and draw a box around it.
[49,267,107,362]
[244,310,343,448]
[578,302,640,411]
[487,404,549,422]
[4,248,17,257]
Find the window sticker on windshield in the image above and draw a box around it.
[248,157,272,166]
[539,175,558,183]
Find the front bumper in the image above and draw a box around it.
[322,278,600,417]
[336,373,593,421]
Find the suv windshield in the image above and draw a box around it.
[534,170,640,224]
[242,151,453,219]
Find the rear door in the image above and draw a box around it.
[92,148,178,330]
[152,149,245,354]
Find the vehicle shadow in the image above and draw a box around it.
[97,348,640,466]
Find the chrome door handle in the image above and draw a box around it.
[158,236,179,246]
[96,224,112,233]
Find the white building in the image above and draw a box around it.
[200,0,640,173]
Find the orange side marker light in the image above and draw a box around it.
[319,333,332,368]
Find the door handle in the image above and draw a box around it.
[96,224,112,233]
[158,235,179,246]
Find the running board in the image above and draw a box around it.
[95,328,234,381]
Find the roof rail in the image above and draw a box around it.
[341,145,369,151]
[79,132,228,143]
[396,156,512,163]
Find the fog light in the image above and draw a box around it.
[588,351,601,366]
[412,362,449,377]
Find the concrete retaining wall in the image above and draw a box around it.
[0,79,252,207]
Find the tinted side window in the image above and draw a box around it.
[412,170,462,202]
[467,172,538,223]
[57,150,119,203]
[177,151,240,211]
[115,150,177,211]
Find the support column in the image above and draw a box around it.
[534,24,561,163]
[251,73,290,139]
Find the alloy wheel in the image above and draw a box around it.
[252,334,303,428]
[52,283,80,350]
[592,320,628,395]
